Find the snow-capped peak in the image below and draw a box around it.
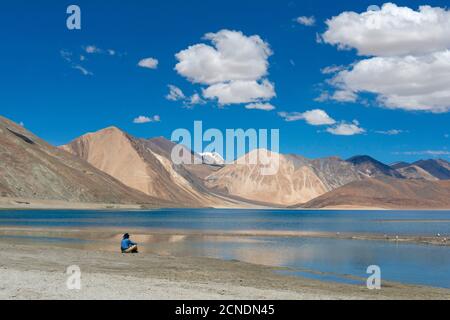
[199,152,225,165]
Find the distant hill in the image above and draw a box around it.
[347,155,404,178]
[0,116,165,206]
[413,159,450,180]
[395,165,439,181]
[205,150,362,206]
[390,159,450,181]
[390,162,410,170]
[61,127,229,207]
[300,176,450,209]
[2,114,448,210]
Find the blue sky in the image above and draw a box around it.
[0,0,449,163]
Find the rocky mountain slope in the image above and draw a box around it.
[300,177,450,209]
[2,114,448,209]
[412,159,450,180]
[0,116,166,206]
[390,159,450,181]
[395,165,439,181]
[347,155,404,178]
[204,150,362,206]
[60,127,232,207]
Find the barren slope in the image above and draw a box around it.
[301,177,450,209]
[205,150,330,206]
[61,128,228,207]
[0,116,164,206]
[347,155,404,178]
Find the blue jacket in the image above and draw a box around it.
[121,238,136,251]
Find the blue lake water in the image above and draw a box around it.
[1,209,450,289]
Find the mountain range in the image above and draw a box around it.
[1,115,449,209]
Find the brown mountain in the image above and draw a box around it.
[390,159,450,181]
[347,155,404,178]
[60,127,231,207]
[300,176,450,209]
[204,150,361,206]
[395,165,439,181]
[0,116,166,206]
[412,159,450,180]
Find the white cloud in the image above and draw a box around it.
[166,86,205,108]
[84,45,117,56]
[188,93,205,106]
[278,109,336,125]
[203,79,275,105]
[314,91,330,102]
[375,129,404,135]
[175,29,272,85]
[326,121,365,136]
[330,51,450,112]
[331,90,357,103]
[166,85,186,101]
[245,103,276,111]
[133,115,161,124]
[321,65,346,74]
[174,29,276,107]
[296,16,316,26]
[321,4,450,113]
[84,45,101,54]
[72,65,93,76]
[322,3,450,57]
[61,50,93,76]
[138,57,159,69]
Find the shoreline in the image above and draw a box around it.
[0,241,449,300]
[1,197,450,211]
[0,225,449,248]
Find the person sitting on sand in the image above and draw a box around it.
[121,233,138,253]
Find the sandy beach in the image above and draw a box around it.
[0,240,449,300]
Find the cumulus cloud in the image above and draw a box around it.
[166,85,186,101]
[321,3,450,113]
[322,3,450,57]
[203,80,275,105]
[138,57,159,69]
[279,109,336,125]
[174,29,276,106]
[330,52,450,112]
[326,121,365,136]
[175,30,272,85]
[245,103,276,111]
[296,16,316,26]
[133,115,161,124]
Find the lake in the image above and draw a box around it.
[1,209,450,289]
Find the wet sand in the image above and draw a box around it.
[0,197,146,211]
[1,226,448,248]
[0,241,449,300]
